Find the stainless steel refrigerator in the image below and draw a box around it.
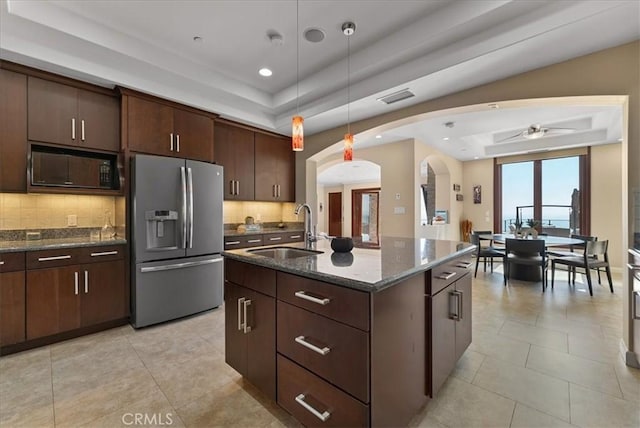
[131,154,224,328]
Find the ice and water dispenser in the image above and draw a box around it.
[145,210,179,250]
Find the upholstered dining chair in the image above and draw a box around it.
[546,234,599,283]
[550,240,613,296]
[503,238,548,291]
[470,231,504,277]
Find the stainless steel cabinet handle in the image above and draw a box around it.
[243,299,252,333]
[295,394,331,422]
[289,235,301,239]
[0,261,5,265]
[295,291,330,305]
[449,290,462,320]
[295,336,330,355]
[269,237,282,241]
[170,133,174,151]
[176,134,180,152]
[84,270,89,293]
[226,241,241,245]
[187,167,194,249]
[38,255,71,262]
[74,271,79,295]
[229,180,235,195]
[247,239,261,243]
[71,118,76,140]
[81,119,85,141]
[456,261,473,269]
[180,167,187,249]
[277,185,281,198]
[238,297,245,331]
[437,271,457,280]
[235,180,240,195]
[273,184,276,198]
[139,258,222,273]
[90,251,118,257]
[457,290,464,320]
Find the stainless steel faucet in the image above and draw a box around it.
[294,203,317,248]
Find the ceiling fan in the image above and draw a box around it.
[496,123,576,142]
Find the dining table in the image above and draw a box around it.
[478,233,585,282]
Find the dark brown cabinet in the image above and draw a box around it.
[254,133,294,201]
[126,95,213,162]
[0,252,26,347]
[224,281,276,400]
[428,268,472,397]
[223,231,303,250]
[214,122,255,200]
[0,68,28,192]
[28,77,119,152]
[25,246,126,340]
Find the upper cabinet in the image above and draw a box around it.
[0,68,28,192]
[254,133,294,202]
[214,121,255,200]
[125,94,214,162]
[27,77,119,152]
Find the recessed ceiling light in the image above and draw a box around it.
[193,36,204,43]
[375,135,382,139]
[258,68,273,77]
[443,137,449,141]
[474,156,479,160]
[488,103,499,109]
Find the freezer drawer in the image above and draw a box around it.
[132,254,223,328]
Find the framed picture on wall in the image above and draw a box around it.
[473,185,481,204]
[456,194,463,201]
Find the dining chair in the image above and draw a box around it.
[503,238,548,291]
[470,231,504,277]
[550,240,613,296]
[547,235,600,284]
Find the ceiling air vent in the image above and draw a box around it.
[377,89,414,105]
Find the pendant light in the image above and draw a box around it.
[291,0,304,151]
[342,22,355,161]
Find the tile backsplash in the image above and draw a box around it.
[224,201,299,224]
[0,193,123,230]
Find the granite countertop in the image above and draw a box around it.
[0,237,127,253]
[224,227,305,237]
[223,236,475,292]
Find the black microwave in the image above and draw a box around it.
[30,144,120,190]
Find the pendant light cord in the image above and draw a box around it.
[296,0,299,115]
[347,30,351,135]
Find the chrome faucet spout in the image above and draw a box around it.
[294,203,316,248]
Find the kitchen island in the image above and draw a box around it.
[223,236,475,427]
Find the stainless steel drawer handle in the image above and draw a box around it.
[269,237,282,241]
[295,394,331,422]
[38,255,72,262]
[295,291,330,306]
[247,240,262,244]
[456,261,472,269]
[628,264,640,271]
[295,336,330,355]
[226,241,241,245]
[90,251,118,257]
[0,261,5,265]
[436,271,456,280]
[289,235,301,239]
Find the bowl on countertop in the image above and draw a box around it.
[330,237,354,253]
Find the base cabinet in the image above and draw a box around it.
[24,246,126,341]
[0,252,26,347]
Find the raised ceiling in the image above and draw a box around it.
[1,0,638,161]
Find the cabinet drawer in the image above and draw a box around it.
[0,252,25,272]
[26,248,83,269]
[426,256,473,295]
[77,245,124,264]
[277,272,369,331]
[277,355,369,428]
[263,231,304,244]
[224,235,263,249]
[277,301,369,402]
[225,258,276,297]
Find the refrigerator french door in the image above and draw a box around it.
[131,154,223,328]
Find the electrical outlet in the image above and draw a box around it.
[67,214,77,227]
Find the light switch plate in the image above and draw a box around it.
[67,214,77,227]
[394,206,405,214]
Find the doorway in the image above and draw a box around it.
[352,188,380,247]
[328,192,342,237]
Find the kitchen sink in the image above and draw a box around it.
[248,246,323,259]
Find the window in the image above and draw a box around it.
[495,150,589,236]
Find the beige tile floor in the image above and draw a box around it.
[1,267,638,428]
